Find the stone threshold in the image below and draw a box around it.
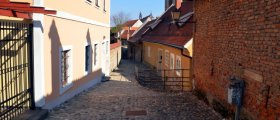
[14,109,48,120]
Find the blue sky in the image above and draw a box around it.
[111,0,165,20]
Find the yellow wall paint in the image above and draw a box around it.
[143,42,192,91]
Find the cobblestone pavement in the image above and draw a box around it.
[47,60,222,120]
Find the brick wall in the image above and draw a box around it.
[194,0,280,119]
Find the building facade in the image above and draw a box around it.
[194,0,280,119]
[0,0,110,111]
[120,19,142,41]
[35,0,110,109]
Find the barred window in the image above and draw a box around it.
[85,45,91,72]
[61,50,70,87]
[94,44,98,66]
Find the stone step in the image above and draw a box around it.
[14,109,49,120]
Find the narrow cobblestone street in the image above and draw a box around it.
[47,60,222,120]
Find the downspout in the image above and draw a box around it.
[192,0,196,91]
[140,42,143,63]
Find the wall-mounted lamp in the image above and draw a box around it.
[171,9,181,22]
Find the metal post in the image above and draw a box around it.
[182,69,184,91]
[29,24,35,110]
[163,70,166,90]
[235,106,241,120]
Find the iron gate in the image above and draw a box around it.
[0,20,34,119]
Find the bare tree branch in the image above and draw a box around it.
[111,11,131,27]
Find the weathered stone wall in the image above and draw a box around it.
[110,42,122,72]
[194,0,280,119]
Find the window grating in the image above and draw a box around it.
[61,50,70,87]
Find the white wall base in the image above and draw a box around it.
[43,76,102,110]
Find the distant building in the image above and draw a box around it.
[128,20,155,62]
[119,14,153,44]
[120,14,153,59]
[119,19,142,43]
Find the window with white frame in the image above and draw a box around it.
[85,45,91,72]
[94,44,98,66]
[176,56,182,76]
[165,50,169,66]
[60,46,73,94]
[95,0,99,7]
[147,46,151,57]
[170,53,174,69]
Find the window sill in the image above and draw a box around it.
[60,82,73,95]
[95,5,100,9]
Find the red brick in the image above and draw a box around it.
[194,0,280,119]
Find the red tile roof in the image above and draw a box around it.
[128,20,155,43]
[123,20,138,27]
[0,0,56,19]
[142,1,194,48]
[110,41,121,50]
[120,30,136,40]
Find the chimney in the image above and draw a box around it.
[175,0,182,9]
[165,0,183,10]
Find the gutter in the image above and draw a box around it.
[143,40,192,59]
[181,49,192,59]
[143,40,183,49]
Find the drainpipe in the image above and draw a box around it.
[191,0,196,90]
[181,49,192,59]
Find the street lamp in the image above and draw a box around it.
[171,9,181,22]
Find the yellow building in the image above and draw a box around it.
[141,1,194,91]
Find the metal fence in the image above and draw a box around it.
[0,20,34,119]
[135,66,191,91]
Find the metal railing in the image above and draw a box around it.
[0,20,34,120]
[135,66,191,91]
